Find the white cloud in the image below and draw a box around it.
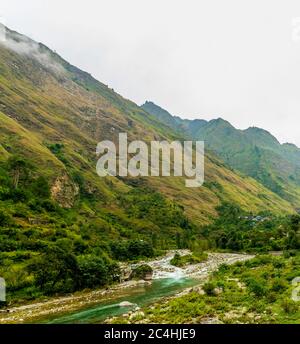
[1,0,300,145]
[0,25,64,74]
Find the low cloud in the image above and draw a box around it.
[0,25,64,75]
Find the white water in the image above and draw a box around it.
[148,250,190,279]
[0,251,254,324]
[145,250,254,280]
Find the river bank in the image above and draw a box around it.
[0,251,254,324]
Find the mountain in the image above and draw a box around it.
[0,28,291,221]
[0,27,295,303]
[142,101,207,137]
[142,101,300,207]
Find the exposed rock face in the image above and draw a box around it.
[51,174,79,208]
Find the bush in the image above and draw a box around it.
[130,265,153,280]
[30,176,50,199]
[78,255,120,288]
[272,258,285,269]
[28,246,80,295]
[281,299,299,314]
[245,278,267,297]
[271,278,287,292]
[245,255,272,268]
[266,292,277,303]
[203,281,217,296]
[283,250,298,258]
[0,211,12,226]
[110,240,154,261]
[170,252,181,267]
[170,252,207,267]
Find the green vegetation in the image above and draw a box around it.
[116,254,300,324]
[110,240,155,261]
[130,265,153,280]
[170,252,208,267]
[0,154,197,305]
[0,27,298,313]
[143,101,300,207]
[202,202,300,252]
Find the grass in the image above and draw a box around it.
[114,254,300,324]
[0,30,297,307]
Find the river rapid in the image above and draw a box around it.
[0,251,253,324]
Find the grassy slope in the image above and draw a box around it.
[0,28,297,305]
[0,30,296,222]
[0,38,294,227]
[142,102,300,207]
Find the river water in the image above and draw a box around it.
[0,252,252,324]
[44,277,199,324]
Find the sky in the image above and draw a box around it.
[1,0,300,145]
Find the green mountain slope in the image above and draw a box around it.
[0,28,292,220]
[0,28,295,303]
[142,101,300,207]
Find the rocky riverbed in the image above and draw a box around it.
[0,251,254,324]
[104,251,254,324]
[146,250,254,280]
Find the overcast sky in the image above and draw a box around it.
[1,0,300,145]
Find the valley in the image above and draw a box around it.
[0,26,300,325]
[0,250,253,324]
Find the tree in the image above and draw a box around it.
[0,210,12,227]
[78,255,119,288]
[30,176,50,199]
[29,246,79,294]
[285,231,300,249]
[290,215,300,231]
[7,156,33,189]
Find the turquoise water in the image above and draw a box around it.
[44,277,199,324]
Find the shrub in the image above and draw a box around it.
[203,281,217,296]
[271,278,287,292]
[78,255,120,288]
[28,246,80,294]
[110,240,154,261]
[130,264,153,280]
[170,252,181,267]
[30,176,50,199]
[272,258,285,269]
[170,253,207,267]
[266,292,277,303]
[281,299,299,314]
[0,211,12,226]
[245,278,267,297]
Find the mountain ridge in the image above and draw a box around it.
[0,27,297,304]
[141,101,300,206]
[0,28,292,221]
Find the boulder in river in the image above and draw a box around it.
[119,301,134,307]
